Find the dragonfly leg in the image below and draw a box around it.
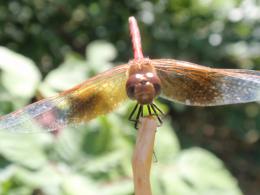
[128,103,139,122]
[128,102,163,128]
[141,104,144,117]
[152,103,164,115]
[134,105,143,129]
[150,103,163,126]
[147,104,152,115]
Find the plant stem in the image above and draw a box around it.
[132,116,157,195]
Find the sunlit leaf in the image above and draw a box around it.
[15,165,62,187]
[152,148,242,195]
[0,132,52,169]
[86,40,117,73]
[100,179,133,195]
[87,40,117,63]
[0,47,41,98]
[155,120,180,162]
[39,54,88,97]
[62,175,98,195]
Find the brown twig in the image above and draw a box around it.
[132,116,157,195]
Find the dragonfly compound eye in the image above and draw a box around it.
[153,83,161,96]
[126,75,138,99]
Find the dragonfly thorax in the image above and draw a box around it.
[126,72,161,105]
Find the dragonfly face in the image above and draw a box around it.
[125,58,164,128]
[126,59,161,105]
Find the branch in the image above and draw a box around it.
[132,116,157,195]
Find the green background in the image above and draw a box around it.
[0,0,259,194]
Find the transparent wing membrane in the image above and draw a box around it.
[154,59,260,106]
[0,97,69,133]
[0,65,128,133]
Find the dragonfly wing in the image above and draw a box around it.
[153,59,260,106]
[0,65,129,132]
[0,97,70,133]
[64,64,128,124]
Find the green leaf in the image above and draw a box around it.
[86,40,117,63]
[15,165,62,188]
[100,179,133,195]
[39,54,88,97]
[155,120,180,162]
[86,40,117,73]
[0,132,52,169]
[62,174,98,195]
[0,47,41,99]
[53,125,85,163]
[152,148,243,195]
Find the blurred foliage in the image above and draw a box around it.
[0,0,259,194]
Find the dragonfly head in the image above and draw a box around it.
[126,72,161,105]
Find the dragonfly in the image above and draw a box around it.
[0,16,260,132]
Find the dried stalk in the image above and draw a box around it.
[132,116,157,195]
